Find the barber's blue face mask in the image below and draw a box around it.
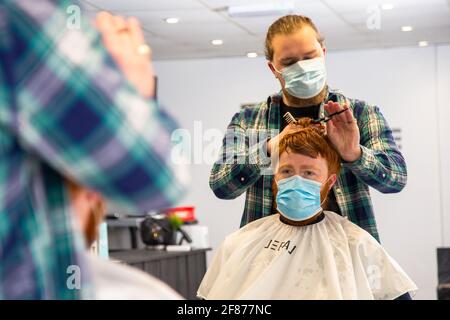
[276,175,325,221]
[275,57,327,99]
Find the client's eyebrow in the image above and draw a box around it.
[278,164,294,171]
[299,164,321,172]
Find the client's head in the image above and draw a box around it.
[273,118,341,222]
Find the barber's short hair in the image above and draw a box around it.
[265,15,324,61]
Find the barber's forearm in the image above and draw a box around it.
[210,140,270,199]
[342,145,407,193]
[210,162,262,200]
[210,128,270,199]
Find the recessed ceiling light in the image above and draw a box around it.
[247,52,258,58]
[381,4,394,10]
[165,17,179,24]
[211,39,223,46]
[401,26,413,32]
[418,41,429,47]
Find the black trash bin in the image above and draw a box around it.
[437,247,450,300]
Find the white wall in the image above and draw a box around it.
[437,45,450,248]
[154,44,450,300]
[326,46,443,300]
[154,57,279,261]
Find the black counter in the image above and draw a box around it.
[110,248,210,299]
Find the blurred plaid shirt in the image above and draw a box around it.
[0,0,186,299]
[210,90,407,242]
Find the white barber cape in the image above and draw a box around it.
[198,211,417,300]
[85,253,183,300]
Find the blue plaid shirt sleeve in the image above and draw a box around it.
[210,107,270,200]
[11,0,187,213]
[343,103,407,193]
[0,0,188,299]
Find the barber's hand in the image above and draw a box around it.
[96,12,155,98]
[267,123,302,157]
[324,101,361,162]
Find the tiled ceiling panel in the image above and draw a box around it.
[82,0,450,60]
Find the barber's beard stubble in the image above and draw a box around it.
[283,85,328,108]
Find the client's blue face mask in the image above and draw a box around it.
[276,175,325,221]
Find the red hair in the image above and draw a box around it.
[273,118,341,210]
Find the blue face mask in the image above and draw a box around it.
[276,175,325,221]
[276,57,327,99]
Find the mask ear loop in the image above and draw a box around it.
[271,63,283,75]
[319,176,333,207]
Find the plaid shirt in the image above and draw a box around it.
[210,89,407,242]
[0,0,186,299]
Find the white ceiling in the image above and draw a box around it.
[81,0,450,60]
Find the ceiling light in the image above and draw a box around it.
[247,52,258,58]
[418,41,429,47]
[228,2,295,18]
[211,39,223,46]
[401,26,413,32]
[381,4,394,10]
[165,18,179,24]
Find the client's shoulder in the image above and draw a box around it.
[324,211,380,246]
[222,214,278,248]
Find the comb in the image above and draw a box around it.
[283,112,298,125]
